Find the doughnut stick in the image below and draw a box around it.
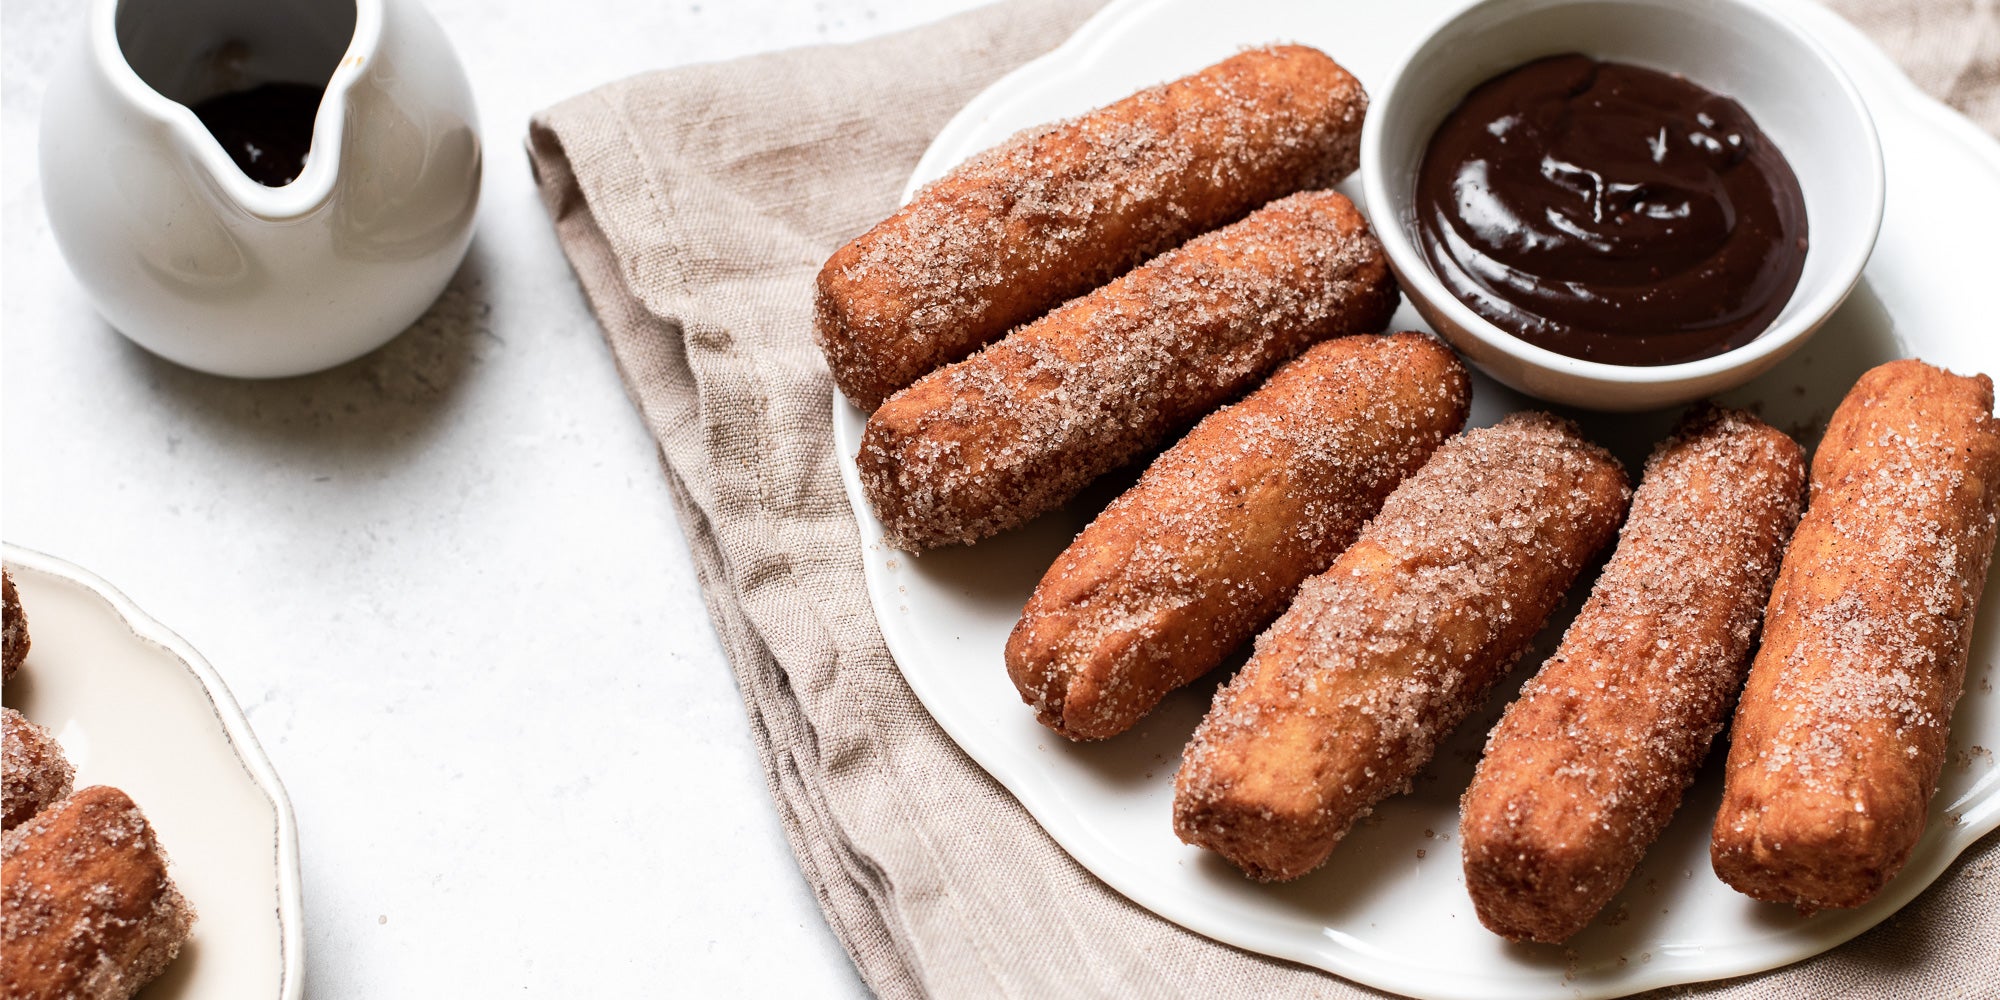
[1460,406,1805,942]
[4,568,27,682]
[1712,359,2000,911]
[860,190,1399,551]
[816,44,1370,410]
[1006,332,1469,740]
[2,786,195,999]
[1173,413,1629,881]
[2,709,75,830]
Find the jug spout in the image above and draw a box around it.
[95,0,374,221]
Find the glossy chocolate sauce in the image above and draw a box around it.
[191,83,323,187]
[1415,55,1808,365]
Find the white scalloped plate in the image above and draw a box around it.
[2,545,303,1000]
[832,2,2000,996]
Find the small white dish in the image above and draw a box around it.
[39,0,482,378]
[2,545,303,1000]
[835,0,2000,996]
[1361,0,1885,411]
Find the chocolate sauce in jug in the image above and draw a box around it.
[190,82,323,187]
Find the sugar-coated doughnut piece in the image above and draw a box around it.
[817,45,1370,411]
[2,709,75,831]
[1007,333,1469,740]
[2,786,195,1000]
[1461,406,1805,942]
[3,569,26,682]
[1712,360,2000,911]
[860,189,1399,551]
[1173,413,1629,881]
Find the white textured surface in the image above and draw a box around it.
[2,0,984,995]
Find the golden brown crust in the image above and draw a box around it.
[816,44,1369,411]
[1711,359,2000,911]
[2,786,195,1000]
[3,569,26,682]
[1460,406,1805,942]
[1173,413,1629,881]
[1005,333,1469,740]
[858,190,1399,551]
[3,709,75,831]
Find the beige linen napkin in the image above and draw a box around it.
[527,1,2000,996]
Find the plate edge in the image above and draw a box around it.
[835,0,2000,995]
[2,542,307,1000]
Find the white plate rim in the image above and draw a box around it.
[908,0,2000,204]
[3,543,306,1000]
[833,2,2000,996]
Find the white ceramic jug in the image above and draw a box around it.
[41,0,482,378]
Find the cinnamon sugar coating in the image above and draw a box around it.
[1460,406,1805,943]
[1712,359,2000,911]
[1173,413,1629,881]
[1006,333,1469,740]
[860,189,1399,551]
[3,569,26,682]
[3,709,75,831]
[816,44,1369,411]
[2,786,195,1000]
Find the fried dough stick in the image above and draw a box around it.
[1460,406,1805,942]
[1174,413,1628,881]
[2,786,195,1000]
[2,709,75,830]
[860,190,1398,551]
[817,45,1370,411]
[1006,333,1469,740]
[3,569,27,682]
[1712,359,2000,911]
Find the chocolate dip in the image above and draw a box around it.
[1415,55,1808,365]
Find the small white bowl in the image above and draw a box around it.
[1360,0,1884,411]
